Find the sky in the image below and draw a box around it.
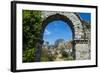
[79,13,91,22]
[43,13,91,45]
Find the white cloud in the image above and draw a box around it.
[45,29,51,35]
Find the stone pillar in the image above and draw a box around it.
[72,40,76,60]
[75,40,90,60]
[34,39,44,62]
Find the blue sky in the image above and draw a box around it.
[43,13,91,45]
[79,13,91,22]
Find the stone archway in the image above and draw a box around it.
[41,11,84,40]
[34,11,90,61]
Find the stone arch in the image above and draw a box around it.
[41,14,75,40]
[40,12,85,60]
[41,13,76,59]
[34,11,90,61]
[40,11,84,40]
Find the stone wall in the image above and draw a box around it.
[41,11,90,60]
[75,43,90,60]
[41,11,84,40]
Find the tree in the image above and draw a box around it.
[23,10,42,62]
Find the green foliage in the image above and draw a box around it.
[40,48,56,61]
[63,56,74,60]
[23,10,42,62]
[23,10,42,49]
[23,48,35,62]
[62,51,69,58]
[67,56,74,60]
[48,55,56,61]
[61,51,74,60]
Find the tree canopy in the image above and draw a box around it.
[23,10,42,62]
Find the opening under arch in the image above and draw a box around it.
[41,19,75,61]
[43,20,73,45]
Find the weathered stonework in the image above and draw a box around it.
[41,11,84,40]
[75,43,90,60]
[40,11,91,60]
